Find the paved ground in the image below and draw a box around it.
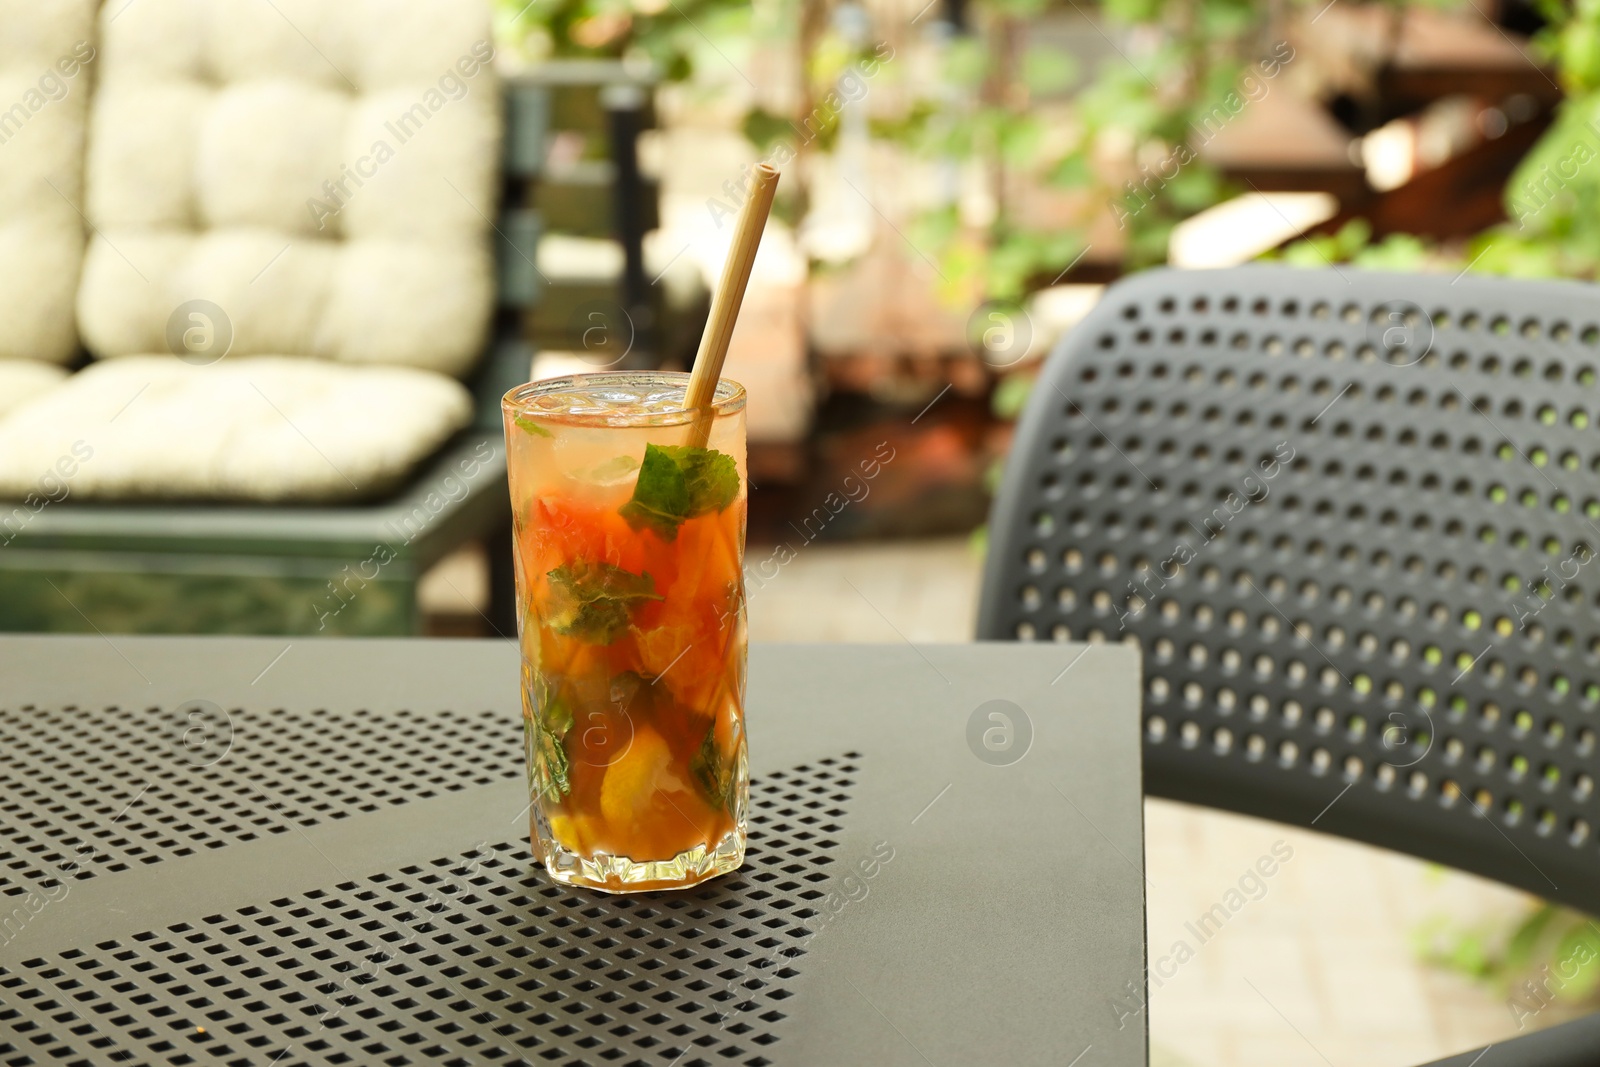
[740,537,1565,1067]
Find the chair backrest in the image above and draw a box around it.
[980,265,1600,917]
[76,0,501,378]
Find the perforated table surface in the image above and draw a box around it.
[0,637,1145,1067]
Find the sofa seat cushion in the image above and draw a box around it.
[0,356,472,502]
[76,0,500,378]
[0,361,70,418]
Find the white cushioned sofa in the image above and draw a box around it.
[0,0,543,635]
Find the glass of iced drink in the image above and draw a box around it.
[502,372,748,893]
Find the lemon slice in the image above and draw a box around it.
[544,813,579,851]
[599,725,673,827]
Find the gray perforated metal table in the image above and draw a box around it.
[0,637,1146,1067]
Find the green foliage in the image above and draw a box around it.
[990,371,1035,421]
[492,0,1309,296]
[990,228,1087,301]
[743,107,806,152]
[1454,3,1600,281]
[889,0,1313,294]
[1072,57,1169,140]
[494,0,749,81]
[942,36,990,90]
[1498,91,1600,268]
[1022,44,1080,96]
[1463,231,1572,278]
[1270,219,1455,274]
[1165,165,1225,212]
[1268,218,1366,267]
[968,522,989,557]
[1418,903,1600,1011]
[1350,233,1430,270]
[1560,22,1600,90]
[1103,0,1162,22]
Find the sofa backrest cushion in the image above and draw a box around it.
[0,1,97,365]
[0,355,473,502]
[77,0,501,378]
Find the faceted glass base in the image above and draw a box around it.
[537,824,746,894]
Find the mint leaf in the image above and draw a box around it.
[619,446,691,539]
[525,716,570,801]
[678,446,740,514]
[540,691,574,737]
[545,560,662,644]
[619,444,740,541]
[690,724,736,811]
[514,414,553,438]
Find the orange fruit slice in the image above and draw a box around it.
[599,725,674,828]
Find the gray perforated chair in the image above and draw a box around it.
[978,265,1600,1066]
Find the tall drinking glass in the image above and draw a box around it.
[502,372,748,893]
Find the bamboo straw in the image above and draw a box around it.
[684,162,780,448]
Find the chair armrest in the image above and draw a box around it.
[1418,1010,1600,1065]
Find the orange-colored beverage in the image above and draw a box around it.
[502,372,747,892]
